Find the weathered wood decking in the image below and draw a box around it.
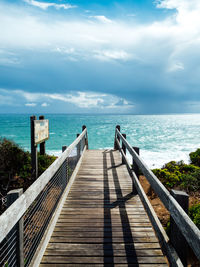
[40,149,168,266]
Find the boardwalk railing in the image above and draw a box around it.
[114,125,200,267]
[0,126,88,267]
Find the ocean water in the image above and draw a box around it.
[0,113,200,168]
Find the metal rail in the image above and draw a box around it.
[0,126,88,267]
[114,126,200,266]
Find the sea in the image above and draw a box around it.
[0,113,200,169]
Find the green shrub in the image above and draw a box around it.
[152,166,181,188]
[0,138,56,182]
[0,138,31,179]
[152,158,200,192]
[38,154,57,176]
[162,161,181,172]
[163,160,200,173]
[180,170,200,192]
[189,204,200,229]
[189,148,200,166]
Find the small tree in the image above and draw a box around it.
[189,148,200,166]
[0,138,31,179]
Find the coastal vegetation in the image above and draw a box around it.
[151,148,200,229]
[0,138,56,213]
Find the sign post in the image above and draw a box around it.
[30,115,49,180]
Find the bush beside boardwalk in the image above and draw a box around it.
[149,148,200,230]
[0,138,56,214]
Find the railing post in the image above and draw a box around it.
[122,134,126,164]
[114,125,120,149]
[82,125,88,149]
[132,147,140,194]
[132,147,140,178]
[61,146,68,187]
[30,115,38,179]
[170,190,189,267]
[39,115,45,155]
[7,189,24,267]
[62,146,67,152]
[77,133,81,159]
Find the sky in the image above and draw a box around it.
[0,0,200,114]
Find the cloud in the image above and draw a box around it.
[93,50,132,61]
[89,16,113,24]
[156,0,200,27]
[23,0,76,10]
[168,61,184,72]
[0,49,20,66]
[41,102,49,107]
[25,103,37,107]
[0,89,133,112]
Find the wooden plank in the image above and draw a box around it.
[44,249,164,257]
[41,256,167,264]
[53,227,152,233]
[46,242,162,250]
[51,232,156,238]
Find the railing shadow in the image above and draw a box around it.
[103,149,139,266]
[103,150,114,265]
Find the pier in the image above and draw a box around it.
[0,126,200,266]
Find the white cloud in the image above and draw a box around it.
[41,102,49,107]
[156,0,200,27]
[0,89,133,111]
[25,103,37,107]
[168,61,184,72]
[89,16,113,24]
[0,49,20,66]
[23,0,76,10]
[93,49,132,61]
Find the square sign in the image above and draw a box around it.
[34,119,49,145]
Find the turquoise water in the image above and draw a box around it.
[0,114,200,168]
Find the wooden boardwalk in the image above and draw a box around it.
[40,149,168,266]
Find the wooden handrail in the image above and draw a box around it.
[115,128,200,262]
[114,137,183,266]
[0,128,88,243]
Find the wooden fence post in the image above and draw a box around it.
[170,190,189,267]
[114,125,120,149]
[7,189,24,267]
[62,146,67,152]
[30,115,38,180]
[62,146,68,183]
[39,115,45,155]
[122,134,126,164]
[77,134,81,159]
[132,147,140,178]
[132,147,140,194]
[82,125,88,149]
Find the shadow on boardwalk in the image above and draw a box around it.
[103,150,139,266]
